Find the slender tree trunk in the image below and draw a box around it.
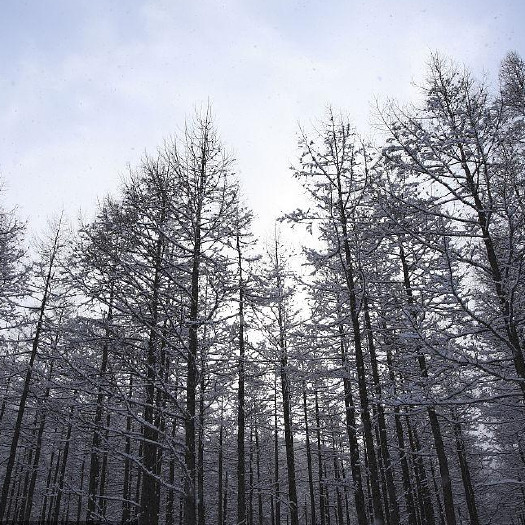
[237,231,246,525]
[0,376,11,433]
[224,470,229,525]
[335,178,385,525]
[99,410,111,517]
[52,404,74,523]
[76,453,86,523]
[23,338,60,521]
[41,443,56,523]
[363,295,399,525]
[274,381,281,525]
[405,415,436,525]
[452,409,480,525]
[315,390,326,525]
[331,431,344,525]
[87,289,114,523]
[278,347,299,525]
[9,455,25,522]
[0,225,59,521]
[122,374,134,525]
[47,438,63,522]
[140,232,164,525]
[428,456,446,525]
[337,316,367,525]
[185,203,202,525]
[166,359,180,525]
[303,383,317,525]
[255,419,264,525]
[322,455,331,525]
[198,357,206,525]
[218,417,224,525]
[16,416,37,524]
[166,417,178,525]
[249,424,255,525]
[399,243,456,525]
[280,358,299,525]
[384,341,418,525]
[135,439,143,520]
[339,445,352,525]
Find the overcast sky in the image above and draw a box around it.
[1,0,524,238]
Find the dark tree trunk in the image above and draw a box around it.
[0,226,59,521]
[279,358,299,525]
[337,317,368,525]
[140,232,164,525]
[166,417,178,525]
[399,243,456,525]
[185,202,201,525]
[237,231,247,525]
[274,382,281,525]
[224,470,229,525]
[23,358,55,522]
[0,376,11,433]
[249,425,254,525]
[40,443,56,523]
[198,358,206,525]
[98,410,111,517]
[76,453,86,523]
[384,344,418,525]
[405,415,436,525]
[335,177,385,525]
[87,289,114,523]
[302,383,317,525]
[362,295,399,525]
[452,410,480,525]
[122,374,134,525]
[315,390,326,525]
[331,432,344,525]
[52,404,74,523]
[218,418,224,525]
[255,420,264,525]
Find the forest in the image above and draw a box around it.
[0,52,524,525]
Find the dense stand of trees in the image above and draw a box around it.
[1,53,525,525]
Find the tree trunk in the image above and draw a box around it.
[87,290,114,523]
[198,358,206,525]
[52,404,74,523]
[452,409,480,525]
[303,383,317,525]
[255,419,264,525]
[337,317,368,525]
[363,295,399,525]
[218,417,224,525]
[122,374,134,525]
[383,336,418,525]
[405,415,436,525]
[335,177,385,525]
[399,243,457,525]
[0,225,59,521]
[315,390,326,525]
[237,231,247,525]
[23,358,55,522]
[185,201,201,525]
[140,232,164,525]
[274,381,281,525]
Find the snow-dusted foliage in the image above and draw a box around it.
[0,56,524,525]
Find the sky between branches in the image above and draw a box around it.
[1,0,524,240]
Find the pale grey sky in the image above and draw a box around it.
[1,0,523,237]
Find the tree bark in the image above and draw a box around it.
[0,224,59,521]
